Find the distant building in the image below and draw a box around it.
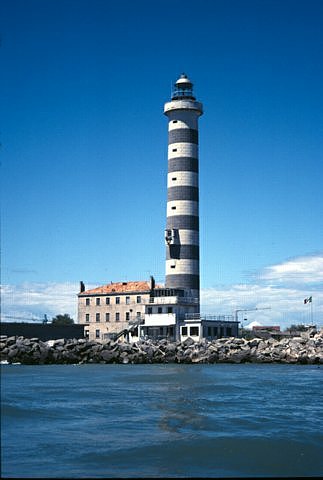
[252,326,280,332]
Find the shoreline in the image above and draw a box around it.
[1,330,322,365]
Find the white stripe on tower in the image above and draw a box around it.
[164,74,203,304]
[167,171,198,187]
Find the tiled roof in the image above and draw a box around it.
[80,281,156,296]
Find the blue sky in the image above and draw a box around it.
[1,0,323,328]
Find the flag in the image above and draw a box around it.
[304,296,312,304]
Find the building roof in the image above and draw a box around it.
[80,281,156,296]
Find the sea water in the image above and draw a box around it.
[1,363,323,478]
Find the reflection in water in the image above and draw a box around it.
[154,365,210,436]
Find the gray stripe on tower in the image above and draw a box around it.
[168,128,198,144]
[165,274,200,290]
[168,186,199,202]
[166,215,199,230]
[164,73,203,304]
[168,157,198,173]
[166,245,199,260]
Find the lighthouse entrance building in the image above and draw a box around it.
[78,277,238,342]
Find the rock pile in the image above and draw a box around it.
[1,330,322,365]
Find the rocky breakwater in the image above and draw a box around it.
[1,330,323,365]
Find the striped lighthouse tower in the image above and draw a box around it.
[164,74,203,308]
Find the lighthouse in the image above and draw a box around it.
[164,74,203,309]
[78,74,240,342]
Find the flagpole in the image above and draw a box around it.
[304,296,313,325]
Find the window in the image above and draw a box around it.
[158,307,162,314]
[136,296,141,304]
[96,313,100,322]
[116,297,120,304]
[105,313,110,322]
[148,307,152,314]
[172,177,177,181]
[106,297,110,305]
[167,307,173,313]
[171,265,176,269]
[207,327,212,336]
[136,312,141,319]
[85,298,90,306]
[171,206,176,210]
[126,296,130,305]
[181,326,188,336]
[96,298,100,306]
[173,120,178,123]
[172,148,177,152]
[116,312,120,322]
[126,312,130,321]
[226,327,232,337]
[190,326,199,336]
[85,314,90,323]
[95,329,100,339]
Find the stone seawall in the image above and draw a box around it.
[1,331,322,365]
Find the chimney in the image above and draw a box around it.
[150,275,155,291]
[80,281,85,293]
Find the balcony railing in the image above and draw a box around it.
[128,317,145,326]
[185,314,235,322]
[145,296,199,305]
[172,88,195,100]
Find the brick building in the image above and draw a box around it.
[78,278,156,341]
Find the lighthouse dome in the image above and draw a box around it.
[175,73,193,85]
[172,73,195,100]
